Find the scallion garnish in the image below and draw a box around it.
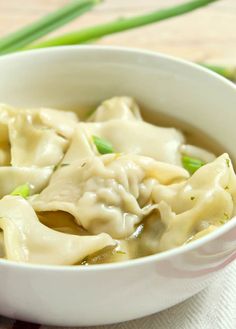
[92,135,114,154]
[116,250,126,255]
[182,156,205,175]
[27,0,219,51]
[0,0,102,55]
[224,212,229,220]
[10,183,30,198]
[54,163,69,171]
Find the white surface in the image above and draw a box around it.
[0,261,235,328]
[0,46,235,326]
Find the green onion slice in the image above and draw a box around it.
[10,183,30,198]
[92,135,114,154]
[182,156,205,175]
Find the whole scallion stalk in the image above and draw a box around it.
[0,0,102,55]
[25,0,219,50]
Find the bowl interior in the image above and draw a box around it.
[0,47,236,327]
[0,46,236,158]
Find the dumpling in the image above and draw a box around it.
[52,97,185,166]
[0,166,52,197]
[152,154,236,251]
[0,103,78,139]
[0,104,14,166]
[36,107,78,139]
[59,122,185,166]
[31,154,189,239]
[0,104,16,124]
[180,144,216,163]
[0,104,79,167]
[88,97,142,122]
[62,125,94,164]
[79,120,185,165]
[0,232,4,258]
[0,196,115,265]
[9,113,68,167]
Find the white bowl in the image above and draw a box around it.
[0,46,236,327]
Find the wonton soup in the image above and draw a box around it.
[0,97,235,266]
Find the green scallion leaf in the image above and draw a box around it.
[0,0,102,55]
[26,0,219,50]
[116,250,126,255]
[224,212,229,220]
[92,135,114,154]
[53,163,69,171]
[10,183,30,198]
[182,156,205,175]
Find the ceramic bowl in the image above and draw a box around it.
[0,46,235,326]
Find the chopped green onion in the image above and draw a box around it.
[92,135,114,154]
[116,250,126,255]
[26,0,219,50]
[10,183,30,198]
[61,163,70,167]
[182,156,205,175]
[0,0,102,55]
[223,212,229,220]
[219,213,230,225]
[54,163,70,171]
[226,158,230,168]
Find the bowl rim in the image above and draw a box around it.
[0,44,235,91]
[0,45,236,272]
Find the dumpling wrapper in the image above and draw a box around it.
[0,104,15,166]
[152,154,236,251]
[36,107,78,139]
[0,166,52,197]
[62,125,94,164]
[0,232,4,258]
[0,196,115,265]
[88,97,142,122]
[0,103,78,139]
[31,154,189,239]
[9,113,68,167]
[77,119,185,166]
[0,104,78,167]
[180,144,216,163]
